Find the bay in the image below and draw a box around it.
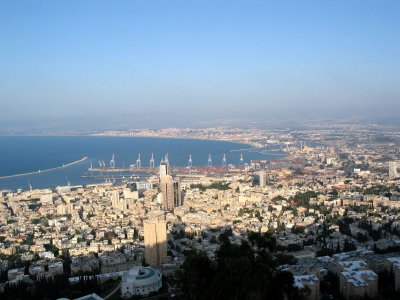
[0,136,286,191]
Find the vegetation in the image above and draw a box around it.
[191,182,231,191]
[1,274,103,300]
[176,236,306,300]
[290,191,318,207]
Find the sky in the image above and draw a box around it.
[0,1,399,131]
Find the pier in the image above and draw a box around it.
[0,157,88,179]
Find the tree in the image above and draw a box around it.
[176,237,303,300]
[343,239,356,252]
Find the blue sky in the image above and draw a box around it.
[0,1,399,130]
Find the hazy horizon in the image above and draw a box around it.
[1,1,399,132]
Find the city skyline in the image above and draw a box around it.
[1,1,399,132]
[2,2,400,299]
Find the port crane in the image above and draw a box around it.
[222,154,227,166]
[207,154,212,167]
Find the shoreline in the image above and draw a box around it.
[0,134,258,148]
[0,157,88,180]
[89,134,259,148]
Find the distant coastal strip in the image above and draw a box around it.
[0,157,88,179]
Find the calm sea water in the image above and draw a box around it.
[0,136,286,191]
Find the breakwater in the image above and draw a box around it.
[0,157,88,179]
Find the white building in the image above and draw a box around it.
[121,267,162,298]
[385,257,400,291]
[389,161,398,179]
[293,275,319,300]
[7,268,25,281]
[48,261,64,275]
[340,270,378,299]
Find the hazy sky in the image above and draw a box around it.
[0,1,399,131]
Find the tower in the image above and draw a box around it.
[222,153,227,167]
[149,153,155,168]
[144,220,167,266]
[110,154,115,168]
[188,154,192,168]
[240,153,244,165]
[207,154,212,167]
[258,170,267,188]
[111,190,120,208]
[389,161,398,179]
[159,156,170,182]
[136,154,141,169]
[160,175,182,210]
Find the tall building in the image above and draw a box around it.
[111,190,121,208]
[258,170,267,188]
[160,175,182,210]
[159,158,170,182]
[143,221,167,267]
[159,157,183,210]
[389,161,398,179]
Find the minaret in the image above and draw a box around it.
[136,153,141,168]
[240,153,244,165]
[188,154,193,167]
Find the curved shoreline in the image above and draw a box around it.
[90,134,258,148]
[0,157,88,179]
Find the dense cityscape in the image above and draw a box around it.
[1,123,400,299]
[2,1,400,299]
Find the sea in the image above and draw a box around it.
[0,136,287,191]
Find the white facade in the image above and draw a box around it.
[385,257,400,291]
[389,161,398,179]
[293,275,319,300]
[340,270,378,299]
[121,267,162,298]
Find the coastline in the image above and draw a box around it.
[90,133,258,148]
[89,134,290,158]
[0,157,88,180]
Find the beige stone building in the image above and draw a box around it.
[160,175,182,210]
[144,221,167,267]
